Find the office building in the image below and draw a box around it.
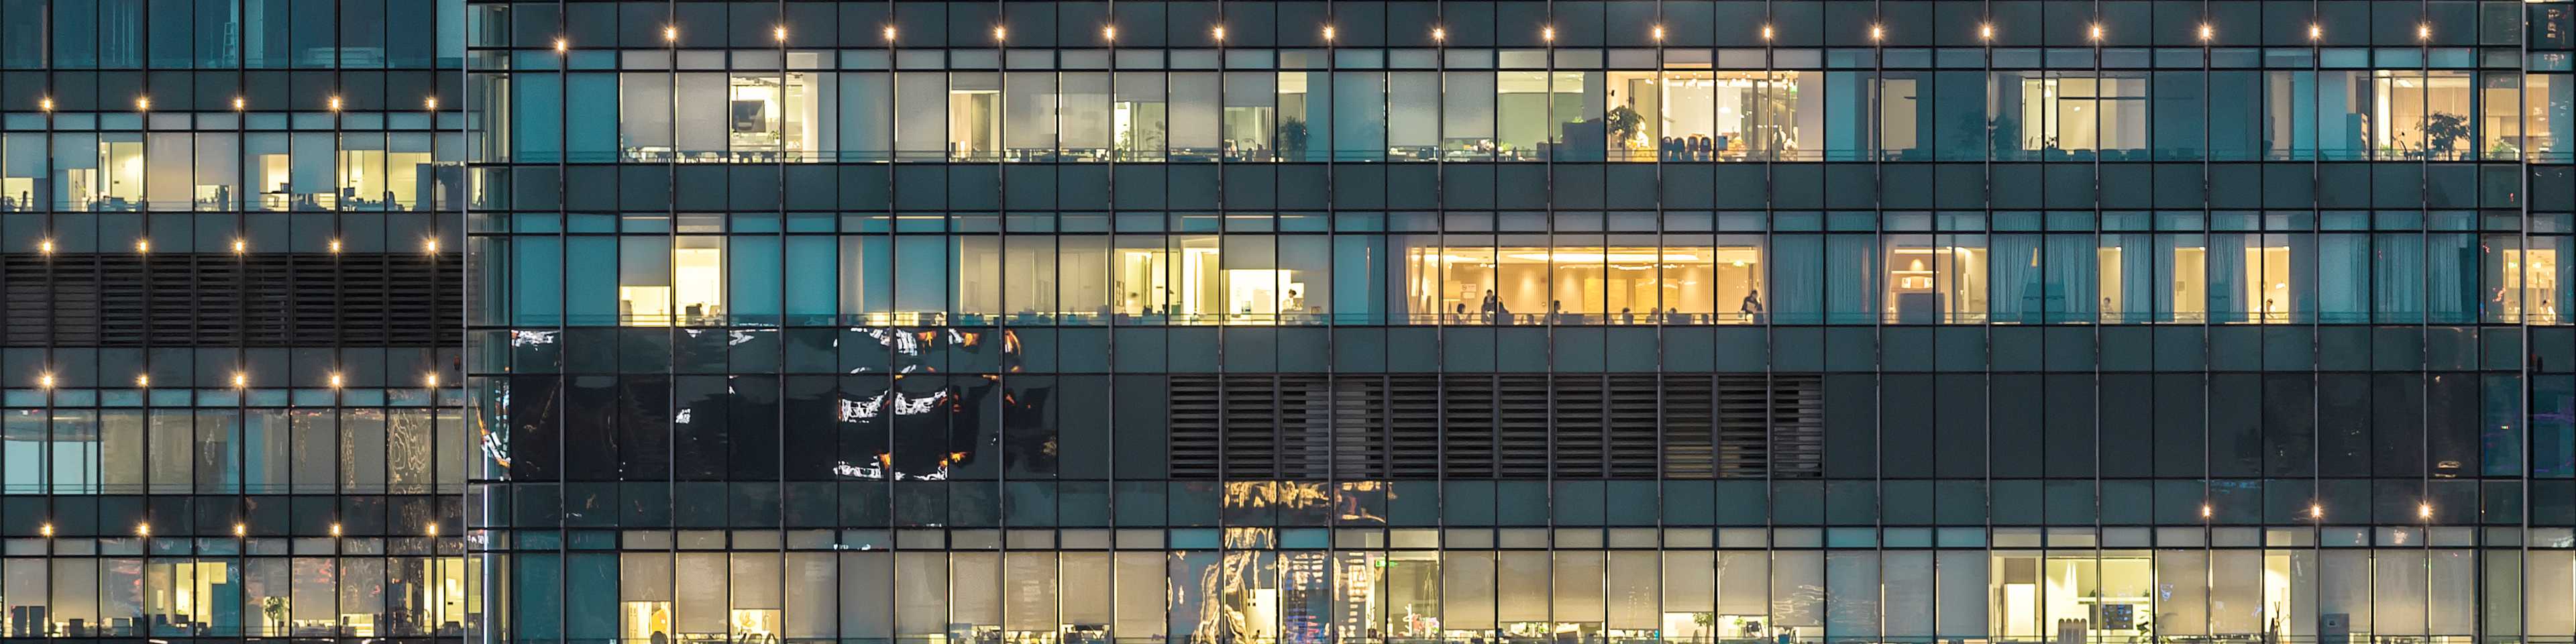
[0,0,474,639]
[17,2,2576,644]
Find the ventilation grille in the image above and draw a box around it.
[1442,376,1497,479]
[1661,375,1717,478]
[1169,378,1223,478]
[1328,378,1386,479]
[1277,376,1332,480]
[3,253,459,347]
[1387,376,1442,478]
[1550,375,1605,478]
[1607,375,1661,478]
[1163,373,1827,481]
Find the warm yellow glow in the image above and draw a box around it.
[134,374,150,388]
[2088,23,2104,41]
[231,372,248,388]
[425,372,441,388]
[1869,24,1884,41]
[38,96,51,111]
[664,25,678,41]
[1102,25,1116,41]
[992,25,1007,41]
[553,37,568,52]
[232,96,246,111]
[2200,504,2212,519]
[136,522,150,537]
[424,96,439,110]
[2310,23,2323,40]
[327,95,343,111]
[135,96,150,111]
[2420,503,2434,519]
[2198,23,2214,41]
[424,237,441,254]
[1210,25,1224,41]
[36,372,54,389]
[426,523,439,537]
[38,238,52,254]
[1503,252,1703,263]
[773,25,787,42]
[1322,25,1336,40]
[330,523,344,537]
[135,238,150,254]
[1432,26,1446,41]
[233,523,247,537]
[2418,23,2432,40]
[1542,25,1556,42]
[1652,25,1664,40]
[233,238,248,254]
[328,372,345,388]
[2310,504,2324,519]
[329,238,343,253]
[1760,24,1773,40]
[882,25,896,41]
[38,523,53,537]
[1980,23,1994,40]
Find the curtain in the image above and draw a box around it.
[2319,233,2371,322]
[2375,233,2426,323]
[1826,234,1880,323]
[1771,235,1825,323]
[2044,234,2097,323]
[1989,234,2041,324]
[2426,233,2477,323]
[2208,233,2251,323]
[2102,233,2156,323]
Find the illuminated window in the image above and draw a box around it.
[728,70,824,160]
[1886,235,1988,323]
[949,72,1003,160]
[2012,74,2149,154]
[621,237,727,326]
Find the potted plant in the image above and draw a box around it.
[1278,118,1310,160]
[2423,113,2471,159]
[1605,104,1646,151]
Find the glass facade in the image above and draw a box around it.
[23,1,2576,644]
[468,2,2576,644]
[462,1,2576,644]
[0,0,475,640]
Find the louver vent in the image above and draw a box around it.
[2,253,458,347]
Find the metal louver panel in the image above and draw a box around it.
[1222,375,1281,479]
[0,253,458,347]
[1440,376,1495,479]
[1387,376,1441,478]
[1660,375,1717,478]
[1167,376,1222,479]
[1607,375,1661,478]
[1768,374,1827,478]
[1715,374,1772,478]
[1328,376,1387,480]
[1279,375,1332,480]
[1551,375,1606,478]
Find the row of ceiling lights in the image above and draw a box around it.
[36,521,432,539]
[40,95,433,112]
[35,371,439,389]
[34,20,2426,111]
[36,237,440,255]
[22,506,2445,538]
[586,19,2419,47]
[2210,502,2440,521]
